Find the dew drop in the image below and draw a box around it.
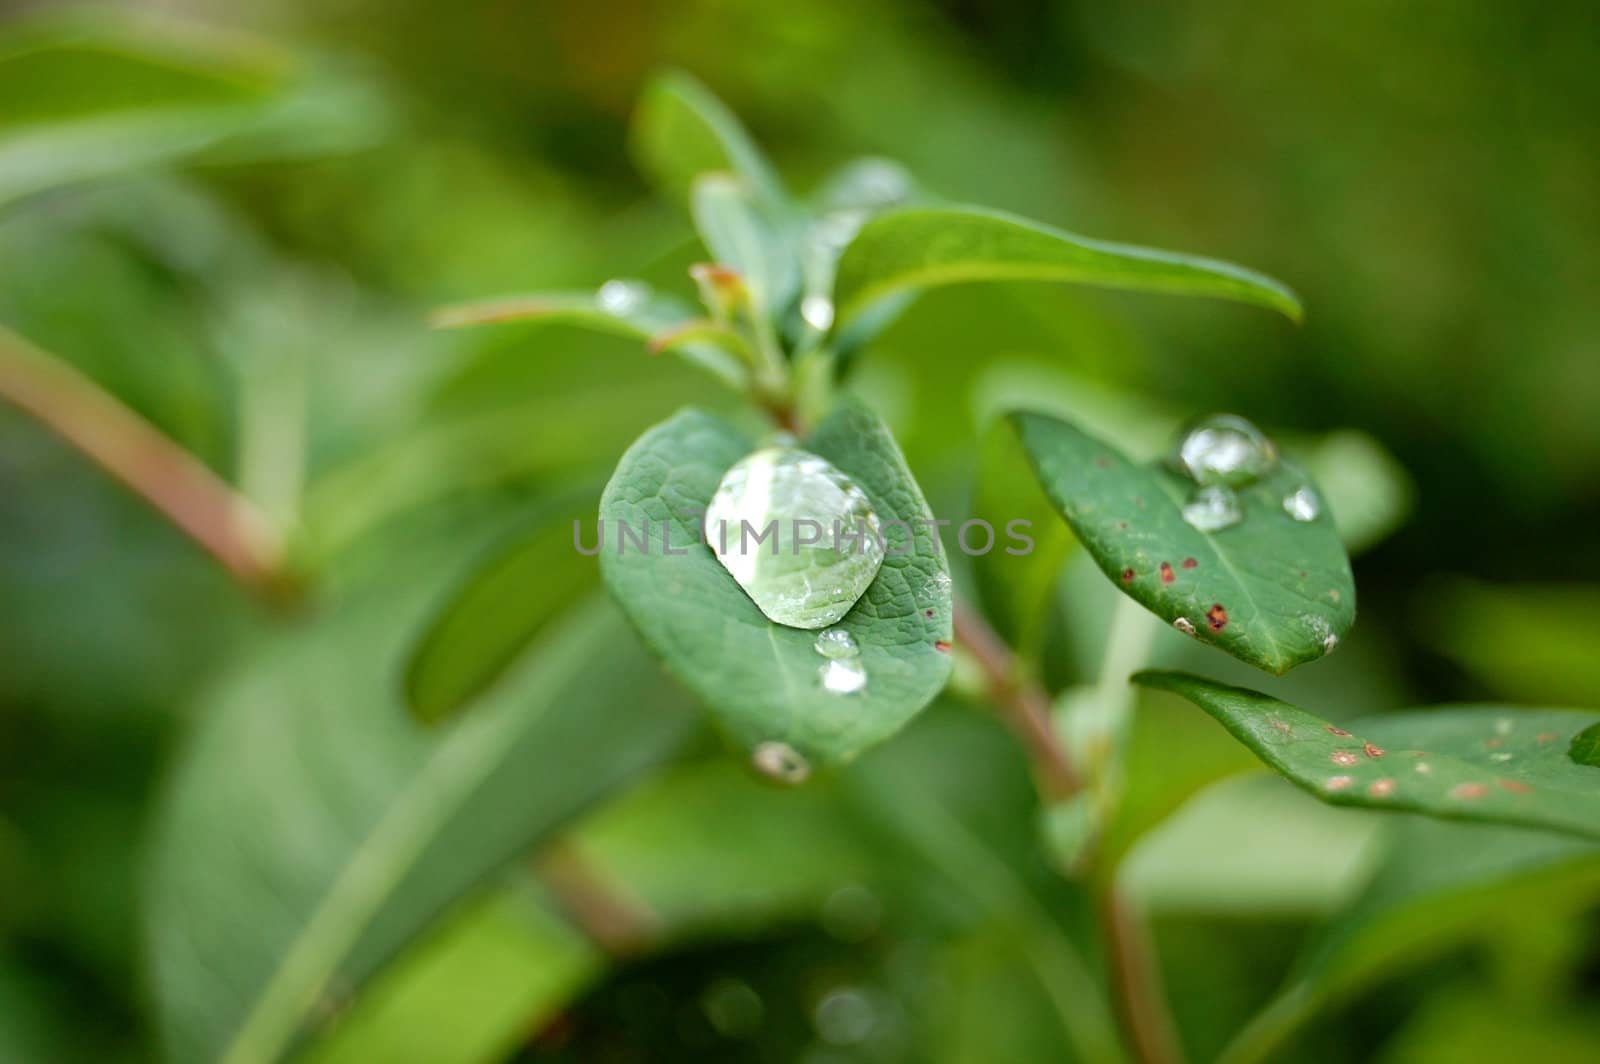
[1172,414,1278,487]
[704,447,885,629]
[1182,485,1243,532]
[597,278,649,314]
[819,658,868,695]
[753,741,810,783]
[1282,486,1321,522]
[800,294,835,331]
[813,627,859,659]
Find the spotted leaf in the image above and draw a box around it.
[1137,670,1600,840]
[1012,411,1354,675]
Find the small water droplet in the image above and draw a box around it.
[1182,485,1243,532]
[1489,751,1513,763]
[1414,761,1432,775]
[819,658,867,695]
[1173,414,1278,487]
[813,627,859,659]
[597,278,649,314]
[800,294,835,331]
[1282,486,1321,522]
[704,447,886,629]
[1173,617,1197,636]
[753,741,810,783]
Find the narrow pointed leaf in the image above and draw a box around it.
[832,205,1301,329]
[598,400,953,770]
[404,503,598,725]
[1136,670,1600,840]
[429,287,746,391]
[629,70,785,207]
[690,172,799,314]
[1012,411,1354,675]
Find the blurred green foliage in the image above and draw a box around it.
[1,1,1597,1061]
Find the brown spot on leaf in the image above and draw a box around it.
[1160,562,1175,584]
[1330,750,1359,767]
[1269,718,1292,734]
[1537,731,1560,744]
[1363,742,1385,759]
[1326,775,1354,792]
[1120,567,1135,583]
[1206,604,1228,631]
[1326,725,1353,737]
[1368,778,1396,798]
[1095,456,1112,469]
[1182,557,1198,569]
[933,640,951,653]
[1450,782,1490,800]
[1484,737,1504,750]
[1497,778,1532,794]
[924,609,935,619]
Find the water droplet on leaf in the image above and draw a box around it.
[800,294,835,331]
[1182,485,1243,531]
[813,627,859,659]
[1173,414,1278,487]
[704,447,886,629]
[752,741,810,783]
[819,657,867,695]
[1283,486,1321,522]
[1173,617,1197,636]
[596,278,649,314]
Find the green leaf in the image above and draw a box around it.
[690,172,800,315]
[1219,817,1600,1064]
[1012,411,1354,675]
[0,13,384,210]
[429,285,747,391]
[598,399,953,770]
[302,879,601,1064]
[629,70,785,207]
[1135,671,1600,840]
[145,578,696,1063]
[831,205,1302,329]
[969,418,1072,655]
[1570,723,1600,768]
[404,502,599,725]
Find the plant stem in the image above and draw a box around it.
[0,324,289,598]
[951,597,1080,801]
[1102,886,1188,1064]
[534,842,659,958]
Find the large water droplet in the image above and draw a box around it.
[752,741,810,783]
[1173,414,1278,487]
[1282,485,1320,522]
[1182,485,1243,532]
[813,627,859,659]
[705,447,885,629]
[819,657,868,695]
[596,278,649,315]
